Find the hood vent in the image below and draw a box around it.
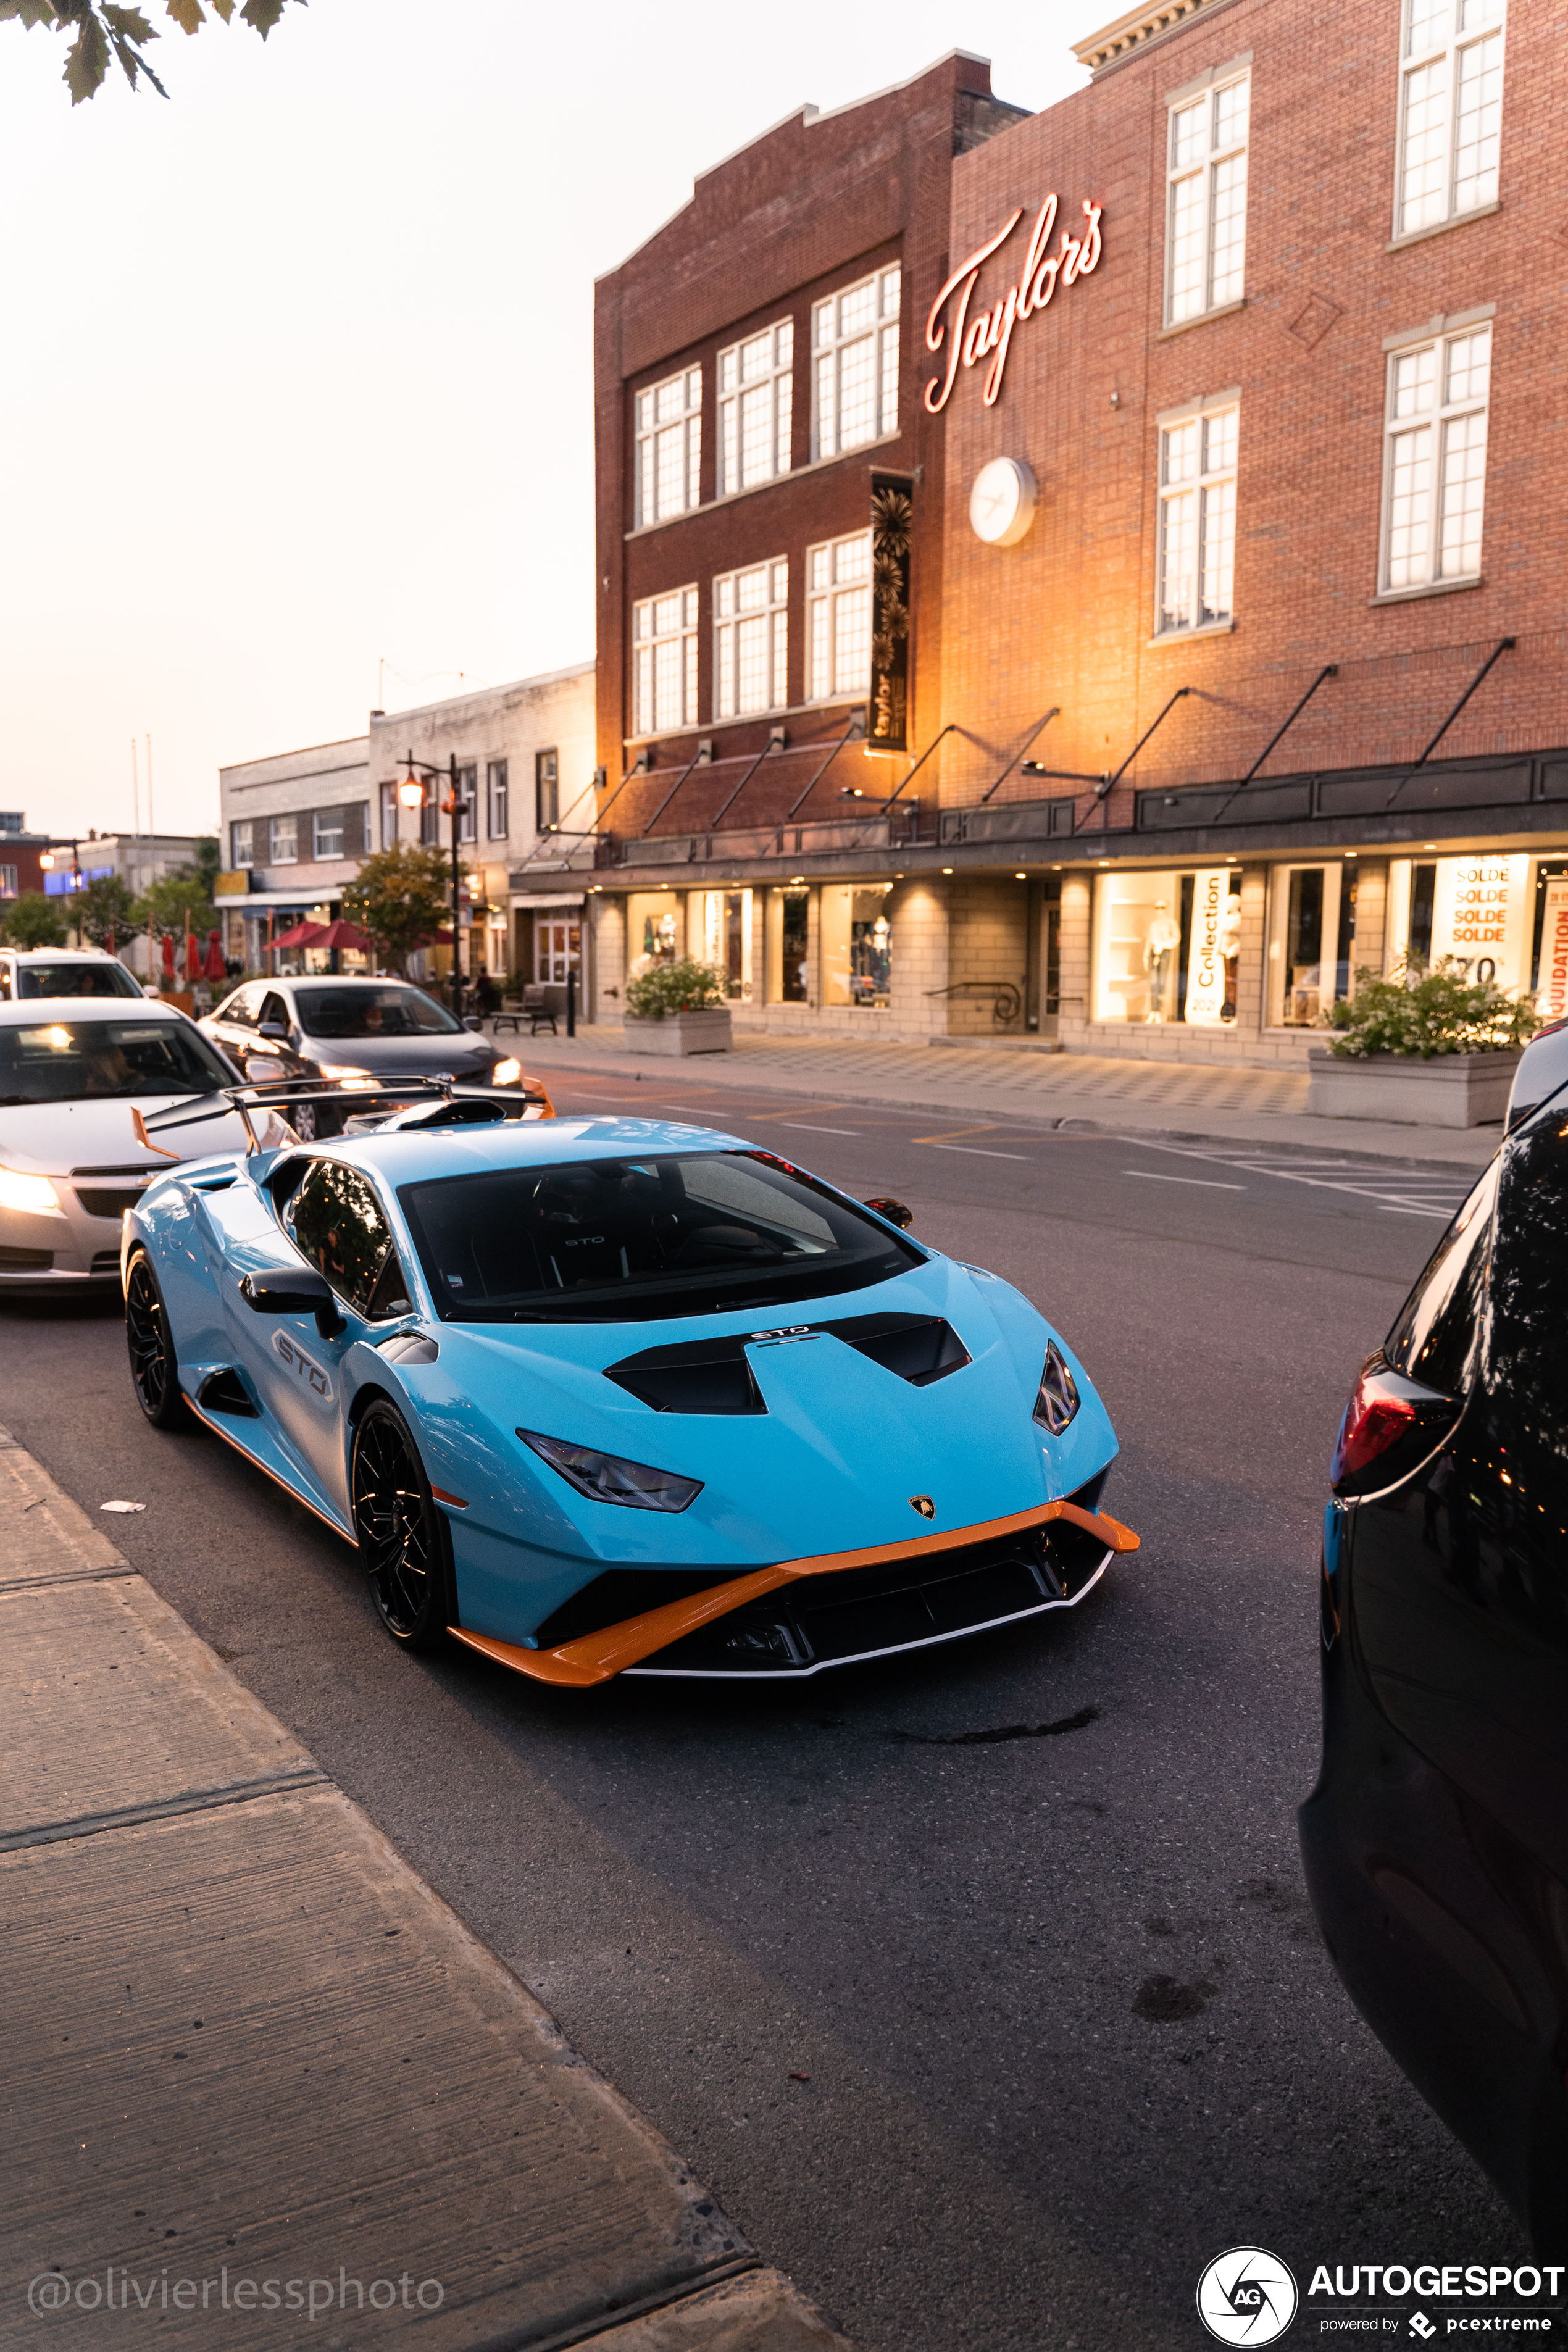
[605,1313,970,1415]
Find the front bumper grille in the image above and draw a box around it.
[628,1512,1112,1678]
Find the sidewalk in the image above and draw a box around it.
[0,1427,849,2351]
[509,1024,1501,1170]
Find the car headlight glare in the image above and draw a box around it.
[491,1057,522,1086]
[1033,1340,1080,1435]
[0,1165,64,1217]
[517,1427,703,1513]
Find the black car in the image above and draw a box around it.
[1301,1093,1568,2254]
[201,976,530,1139]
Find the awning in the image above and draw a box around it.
[222,888,344,911]
[509,891,584,909]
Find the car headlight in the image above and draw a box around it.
[318,1062,373,1081]
[518,1428,703,1512]
[0,1165,64,1217]
[491,1057,522,1086]
[1032,1340,1080,1435]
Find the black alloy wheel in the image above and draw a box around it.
[125,1250,187,1429]
[350,1399,448,1650]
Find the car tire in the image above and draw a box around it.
[350,1398,449,1652]
[125,1249,188,1429]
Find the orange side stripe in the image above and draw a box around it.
[447,1498,1140,1691]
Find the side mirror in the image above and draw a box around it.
[462,1015,483,1032]
[257,1022,288,1040]
[239,1268,346,1340]
[863,1196,914,1230]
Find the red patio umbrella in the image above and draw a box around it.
[271,919,327,952]
[184,932,201,981]
[311,919,372,954]
[161,933,175,980]
[204,928,226,980]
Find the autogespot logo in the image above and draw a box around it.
[1197,2248,1299,2345]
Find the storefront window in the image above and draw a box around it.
[700,889,753,1000]
[1387,853,1532,993]
[1093,869,1241,1025]
[627,891,680,978]
[822,884,893,1009]
[535,918,580,985]
[1532,864,1568,1021]
[767,888,810,1004]
[1267,863,1354,1028]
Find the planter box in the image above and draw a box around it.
[1306,1046,1520,1127]
[622,1007,733,1057]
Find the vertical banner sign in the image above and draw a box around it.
[1430,853,1531,989]
[1539,877,1568,1019]
[1183,869,1231,1024]
[869,473,914,753]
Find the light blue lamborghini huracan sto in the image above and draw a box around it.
[122,1101,1137,1686]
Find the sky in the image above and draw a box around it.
[0,1,1099,844]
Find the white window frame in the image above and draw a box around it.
[486,759,508,841]
[633,366,703,528]
[379,781,398,849]
[231,820,253,870]
[0,866,17,899]
[1394,0,1506,243]
[717,320,793,497]
[270,814,297,866]
[713,559,788,720]
[632,585,700,738]
[456,762,477,846]
[1155,396,1240,636]
[1378,317,1493,594]
[312,809,344,861]
[1164,65,1250,327]
[805,532,873,702]
[811,267,900,461]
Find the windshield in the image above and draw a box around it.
[398,1150,922,1323]
[294,985,461,1040]
[0,1018,236,1106]
[15,961,142,1000]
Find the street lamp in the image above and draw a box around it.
[399,753,469,1018]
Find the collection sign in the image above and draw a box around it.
[869,472,914,753]
[925,194,1104,414]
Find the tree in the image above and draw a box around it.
[0,0,304,106]
[74,874,141,953]
[341,844,457,977]
[1,893,69,949]
[136,864,219,943]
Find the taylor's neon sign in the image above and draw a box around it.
[924,195,1104,413]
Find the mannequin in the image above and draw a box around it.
[1217,895,1242,1021]
[1144,903,1180,1021]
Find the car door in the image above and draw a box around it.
[206,982,263,1065]
[232,1158,412,1517]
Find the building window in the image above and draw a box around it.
[535,915,580,985]
[535,749,558,833]
[634,367,702,528]
[313,808,344,861]
[379,782,398,849]
[714,560,788,719]
[1094,868,1245,1025]
[456,763,477,846]
[632,587,699,736]
[717,322,793,496]
[486,759,508,840]
[1156,402,1238,634]
[0,866,16,899]
[1396,0,1505,240]
[821,884,893,1010]
[1380,321,1490,591]
[812,267,900,460]
[806,533,872,700]
[270,814,297,865]
[1166,70,1249,325]
[700,889,753,999]
[230,820,253,870]
[420,778,438,848]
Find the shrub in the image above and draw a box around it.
[1328,956,1540,1059]
[625,958,728,1019]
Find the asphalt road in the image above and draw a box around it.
[0,1083,1518,2352]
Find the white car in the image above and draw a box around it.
[0,1000,253,1291]
[0,947,146,1003]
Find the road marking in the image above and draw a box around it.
[920,1143,1031,1162]
[1117,1134,1479,1219]
[1123,1171,1245,1190]
[778,1122,859,1135]
[1380,1204,1452,1218]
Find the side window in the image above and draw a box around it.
[1485,1114,1568,1474]
[285,1161,404,1319]
[259,992,290,1032]
[1385,1159,1498,1391]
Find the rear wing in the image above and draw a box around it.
[135,1073,554,1157]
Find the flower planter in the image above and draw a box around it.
[1306,1046,1520,1128]
[622,1007,733,1057]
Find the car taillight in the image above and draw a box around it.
[1330,1355,1457,1495]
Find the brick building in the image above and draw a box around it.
[588,0,1568,1058]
